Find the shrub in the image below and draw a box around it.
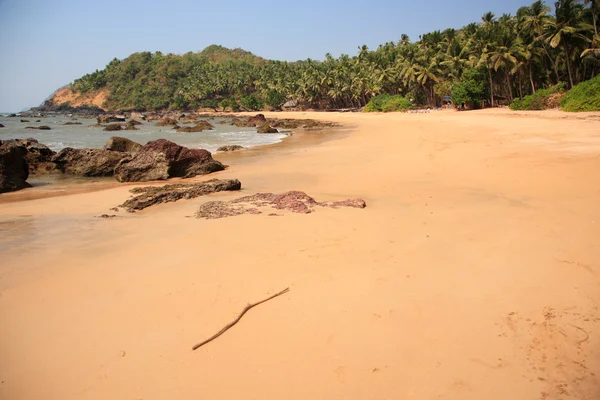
[559,75,600,112]
[451,67,488,108]
[364,94,411,112]
[240,94,264,111]
[510,83,566,110]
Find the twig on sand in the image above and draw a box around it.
[192,287,290,351]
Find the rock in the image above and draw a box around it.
[128,119,143,126]
[63,122,82,125]
[195,191,366,219]
[176,120,214,133]
[1,138,58,174]
[8,114,17,117]
[120,178,242,211]
[20,119,30,123]
[103,137,143,153]
[114,139,225,182]
[97,115,125,124]
[155,118,179,127]
[0,142,32,193]
[217,145,245,152]
[231,118,256,127]
[35,120,41,122]
[0,124,4,128]
[103,123,122,132]
[123,121,139,131]
[257,123,278,133]
[25,125,51,130]
[52,148,131,177]
[248,114,267,125]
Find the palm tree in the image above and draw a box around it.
[547,0,591,87]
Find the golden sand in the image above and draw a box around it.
[1,109,599,399]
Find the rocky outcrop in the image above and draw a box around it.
[217,145,245,152]
[248,114,267,125]
[97,115,125,124]
[52,148,131,177]
[257,123,278,133]
[120,179,241,211]
[114,139,225,182]
[155,118,179,127]
[176,120,214,132]
[1,138,58,174]
[196,191,366,219]
[25,125,51,130]
[0,142,31,193]
[103,123,122,131]
[103,137,143,153]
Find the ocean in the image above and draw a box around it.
[0,114,287,153]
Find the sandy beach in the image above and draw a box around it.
[1,109,599,400]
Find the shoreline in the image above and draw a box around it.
[1,108,599,400]
[0,115,350,204]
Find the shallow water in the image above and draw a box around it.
[0,114,287,153]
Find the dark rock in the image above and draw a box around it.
[123,121,139,131]
[176,120,214,133]
[217,145,245,152]
[0,124,4,128]
[103,123,122,132]
[0,142,31,193]
[63,122,82,125]
[97,115,125,124]
[114,139,225,182]
[52,148,131,177]
[20,119,30,123]
[248,114,267,125]
[1,138,58,174]
[25,125,51,130]
[35,120,41,122]
[257,123,278,134]
[8,114,17,117]
[120,178,241,211]
[103,137,143,153]
[196,191,366,219]
[155,118,179,127]
[128,119,143,126]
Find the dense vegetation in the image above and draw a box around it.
[559,73,600,110]
[364,94,412,112]
[70,0,600,112]
[509,82,566,109]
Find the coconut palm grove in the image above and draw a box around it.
[65,0,600,112]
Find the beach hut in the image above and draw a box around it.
[282,99,299,111]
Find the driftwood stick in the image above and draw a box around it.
[192,287,290,351]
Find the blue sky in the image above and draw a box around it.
[0,0,541,112]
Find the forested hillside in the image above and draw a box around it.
[64,0,599,111]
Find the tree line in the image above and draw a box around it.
[71,0,599,111]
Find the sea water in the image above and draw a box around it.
[0,114,287,153]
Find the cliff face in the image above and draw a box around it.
[49,87,109,110]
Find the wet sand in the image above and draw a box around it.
[1,109,599,400]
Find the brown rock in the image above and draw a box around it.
[63,122,82,125]
[155,118,179,127]
[120,179,241,211]
[114,139,225,182]
[0,142,31,193]
[52,148,131,176]
[176,120,214,133]
[25,125,51,130]
[1,138,58,174]
[103,123,122,132]
[257,123,278,134]
[103,137,143,153]
[217,145,245,152]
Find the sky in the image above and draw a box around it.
[0,0,542,112]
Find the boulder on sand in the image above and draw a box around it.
[0,141,31,193]
[52,148,131,177]
[114,139,225,182]
[103,137,143,153]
